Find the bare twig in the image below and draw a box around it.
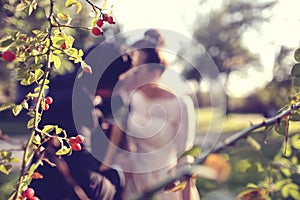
[53,24,91,30]
[84,0,103,13]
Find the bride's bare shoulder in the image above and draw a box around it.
[139,83,176,99]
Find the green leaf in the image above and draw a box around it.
[290,188,300,199]
[65,0,77,7]
[56,146,72,156]
[20,72,35,86]
[294,48,300,62]
[25,151,34,166]
[50,54,62,69]
[1,151,12,159]
[0,38,14,47]
[291,134,300,149]
[34,87,40,93]
[291,63,300,77]
[55,127,63,135]
[11,31,20,40]
[246,136,261,151]
[281,168,292,177]
[34,69,44,81]
[9,157,21,163]
[28,0,37,15]
[38,79,50,85]
[66,48,78,57]
[284,143,292,157]
[234,159,252,172]
[52,37,66,46]
[31,63,43,70]
[32,30,42,35]
[53,56,61,69]
[12,105,23,116]
[27,118,35,129]
[27,110,35,117]
[181,146,200,157]
[26,92,39,98]
[79,49,84,57]
[0,103,15,112]
[0,164,12,175]
[32,135,41,145]
[281,183,299,199]
[42,125,56,134]
[275,179,288,190]
[254,162,264,172]
[57,13,69,20]
[16,2,28,11]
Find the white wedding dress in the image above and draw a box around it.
[117,85,195,200]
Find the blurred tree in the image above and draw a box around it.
[178,0,298,116]
[182,0,277,81]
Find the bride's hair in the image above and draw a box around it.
[130,29,167,72]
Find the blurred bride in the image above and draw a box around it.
[102,29,200,200]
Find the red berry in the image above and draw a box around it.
[91,27,103,36]
[2,51,16,62]
[76,135,85,144]
[107,16,115,24]
[25,45,31,53]
[69,136,77,144]
[61,43,67,50]
[71,143,82,151]
[102,13,109,21]
[96,19,104,27]
[42,103,49,111]
[22,188,35,199]
[45,96,53,104]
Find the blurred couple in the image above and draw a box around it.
[98,29,200,200]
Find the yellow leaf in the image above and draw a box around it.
[12,105,23,116]
[76,2,82,14]
[57,13,69,20]
[237,188,269,200]
[164,181,187,193]
[65,0,77,7]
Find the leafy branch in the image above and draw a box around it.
[11,0,55,199]
[0,0,116,199]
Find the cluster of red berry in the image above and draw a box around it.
[91,14,115,36]
[34,96,53,111]
[1,51,16,62]
[21,188,39,200]
[69,135,85,151]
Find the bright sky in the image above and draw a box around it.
[113,0,198,39]
[112,0,300,97]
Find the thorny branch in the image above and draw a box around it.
[131,103,300,200]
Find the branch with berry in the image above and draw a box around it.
[0,0,116,199]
